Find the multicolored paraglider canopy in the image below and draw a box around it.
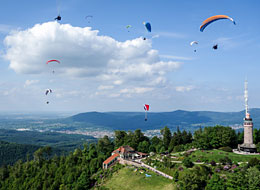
[200,15,236,32]
[144,104,149,111]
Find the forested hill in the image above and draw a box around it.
[0,141,40,166]
[68,108,260,130]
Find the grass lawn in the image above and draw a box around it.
[102,167,175,190]
[189,149,260,163]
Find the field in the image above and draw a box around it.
[102,167,175,190]
[188,149,260,163]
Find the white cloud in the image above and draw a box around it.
[157,31,187,39]
[120,87,154,94]
[160,54,192,61]
[113,80,123,85]
[4,22,181,86]
[24,79,39,87]
[175,85,195,92]
[98,85,114,90]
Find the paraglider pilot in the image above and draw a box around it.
[55,15,61,21]
[213,44,218,50]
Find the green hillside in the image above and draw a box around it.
[102,167,175,190]
[0,141,40,166]
[0,129,96,151]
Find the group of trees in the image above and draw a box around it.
[0,142,110,189]
[193,126,238,149]
[173,157,260,190]
[113,127,192,154]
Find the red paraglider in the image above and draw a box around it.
[144,104,150,121]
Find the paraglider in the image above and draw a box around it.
[213,44,218,50]
[143,22,151,40]
[126,25,132,32]
[55,15,61,21]
[46,59,60,73]
[190,41,198,52]
[143,22,151,32]
[200,15,236,32]
[85,15,93,23]
[45,89,52,96]
[144,104,149,121]
[45,89,52,104]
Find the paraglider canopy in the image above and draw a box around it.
[46,59,60,64]
[200,15,236,32]
[85,15,93,23]
[190,41,198,46]
[144,104,149,111]
[143,22,151,32]
[213,44,218,50]
[126,25,132,32]
[190,41,198,52]
[45,89,52,95]
[55,15,61,21]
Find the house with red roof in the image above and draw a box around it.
[102,145,148,169]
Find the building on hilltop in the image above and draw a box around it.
[102,145,148,169]
[238,80,257,153]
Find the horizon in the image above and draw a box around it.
[1,107,259,116]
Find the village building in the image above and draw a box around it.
[102,145,148,169]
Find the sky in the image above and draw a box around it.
[0,0,260,113]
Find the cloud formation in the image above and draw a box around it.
[4,22,181,88]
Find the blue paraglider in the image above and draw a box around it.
[143,22,151,32]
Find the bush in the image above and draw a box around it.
[183,157,194,168]
[248,157,260,168]
[219,147,232,152]
[210,160,216,166]
[219,156,232,165]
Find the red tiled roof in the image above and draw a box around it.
[136,151,148,156]
[103,153,120,165]
[112,146,134,154]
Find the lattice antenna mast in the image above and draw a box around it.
[244,80,249,115]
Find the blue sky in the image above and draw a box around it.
[0,0,260,113]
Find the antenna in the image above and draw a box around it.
[244,79,249,115]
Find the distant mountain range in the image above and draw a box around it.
[67,108,260,131]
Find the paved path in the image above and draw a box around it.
[120,159,173,180]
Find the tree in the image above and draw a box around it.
[97,135,114,157]
[247,167,260,190]
[257,142,260,153]
[247,157,260,168]
[225,169,248,189]
[160,126,172,150]
[205,174,225,190]
[183,157,194,168]
[114,130,127,148]
[178,167,208,190]
[137,141,150,153]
